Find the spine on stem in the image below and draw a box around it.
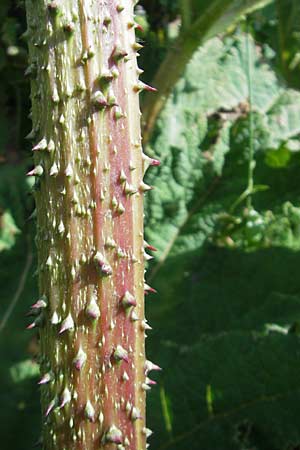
[25,1,159,448]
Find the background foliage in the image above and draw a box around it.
[1,1,300,449]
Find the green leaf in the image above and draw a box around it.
[0,230,39,450]
[147,245,300,450]
[266,90,300,146]
[143,0,275,142]
[265,146,291,168]
[0,164,39,449]
[10,359,39,384]
[184,36,280,113]
[148,332,300,450]
[145,29,300,450]
[0,164,33,229]
[146,33,300,256]
[252,184,269,192]
[0,210,20,251]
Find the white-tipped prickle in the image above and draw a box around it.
[73,346,87,371]
[103,425,123,444]
[113,345,129,363]
[59,313,74,334]
[84,400,95,422]
[85,296,100,319]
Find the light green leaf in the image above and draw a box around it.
[145,29,300,450]
[0,210,20,251]
[265,146,291,168]
[143,0,275,142]
[10,359,39,384]
[266,90,300,146]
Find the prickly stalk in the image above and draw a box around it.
[25,1,157,448]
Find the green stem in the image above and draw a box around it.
[246,19,255,209]
[180,0,192,31]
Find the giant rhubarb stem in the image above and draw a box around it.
[25,1,156,448]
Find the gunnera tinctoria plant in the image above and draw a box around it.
[25,1,160,448]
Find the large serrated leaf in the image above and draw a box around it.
[148,332,300,450]
[142,0,275,142]
[146,245,300,450]
[145,30,300,450]
[145,34,300,259]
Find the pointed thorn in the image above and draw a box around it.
[73,347,87,371]
[32,138,47,151]
[131,311,139,322]
[59,313,74,334]
[60,387,71,408]
[124,181,137,196]
[47,1,59,13]
[63,22,75,34]
[144,283,157,294]
[103,426,123,445]
[119,169,127,183]
[143,428,153,438]
[146,377,157,385]
[26,165,44,177]
[31,297,47,309]
[25,128,38,140]
[27,209,37,222]
[139,181,153,192]
[114,106,125,120]
[122,371,129,382]
[133,82,157,93]
[103,15,112,26]
[144,241,157,252]
[150,158,161,166]
[26,321,37,330]
[92,90,108,109]
[133,42,144,51]
[112,42,128,62]
[107,88,117,106]
[51,311,60,325]
[45,399,56,417]
[98,69,114,83]
[121,291,137,309]
[85,296,100,319]
[145,360,162,374]
[144,251,154,261]
[142,153,161,167]
[130,406,142,421]
[112,345,129,363]
[84,400,95,422]
[49,162,59,177]
[38,372,52,385]
[47,140,55,152]
[135,23,144,32]
[94,252,113,277]
[105,237,117,249]
[141,320,152,331]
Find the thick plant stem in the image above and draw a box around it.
[25,1,155,449]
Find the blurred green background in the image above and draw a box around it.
[1,1,300,449]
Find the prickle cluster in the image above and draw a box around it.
[25,0,161,449]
